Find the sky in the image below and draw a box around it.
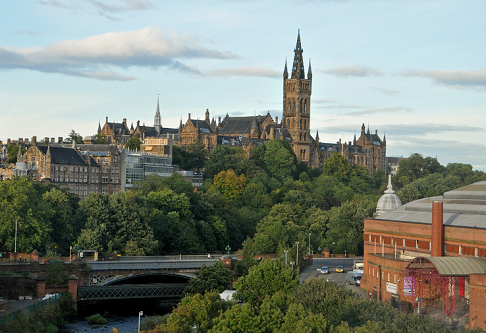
[1,0,486,169]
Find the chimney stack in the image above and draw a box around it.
[276,116,279,124]
[431,201,444,257]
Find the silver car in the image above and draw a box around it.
[319,266,329,274]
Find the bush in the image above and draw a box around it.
[86,313,108,325]
[141,314,170,331]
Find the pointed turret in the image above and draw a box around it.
[383,133,386,142]
[307,59,312,80]
[154,96,162,134]
[179,117,183,129]
[46,145,51,157]
[98,120,101,134]
[353,133,357,145]
[291,30,305,80]
[315,130,319,143]
[367,123,370,135]
[283,58,288,79]
[211,117,216,130]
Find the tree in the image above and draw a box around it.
[264,140,297,179]
[0,177,51,253]
[6,145,26,164]
[204,146,248,180]
[125,136,141,151]
[65,130,84,144]
[322,153,353,183]
[184,262,234,295]
[234,258,298,306]
[210,169,247,200]
[92,133,109,144]
[187,140,208,173]
[159,291,231,333]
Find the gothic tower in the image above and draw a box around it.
[282,30,312,163]
[154,96,162,135]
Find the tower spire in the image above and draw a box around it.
[291,30,305,79]
[154,95,161,134]
[283,58,288,79]
[307,59,312,80]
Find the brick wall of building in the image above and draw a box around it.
[469,274,486,329]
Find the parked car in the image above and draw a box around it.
[319,266,329,274]
[336,265,344,273]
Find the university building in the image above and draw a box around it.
[98,32,387,175]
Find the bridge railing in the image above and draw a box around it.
[78,284,188,300]
[119,255,225,261]
[89,260,217,271]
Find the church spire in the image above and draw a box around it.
[98,120,101,134]
[154,95,161,134]
[315,129,319,142]
[291,30,305,80]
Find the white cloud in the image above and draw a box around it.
[404,70,486,90]
[371,87,400,96]
[0,26,239,80]
[87,0,156,12]
[15,30,42,36]
[205,67,280,78]
[346,106,413,116]
[322,65,382,77]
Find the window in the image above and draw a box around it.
[102,177,108,183]
[394,275,398,283]
[372,269,374,277]
[60,166,64,172]
[103,158,108,164]
[388,273,390,282]
[74,166,78,172]
[113,156,117,162]
[70,166,73,172]
[55,165,59,171]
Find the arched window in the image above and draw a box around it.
[287,119,290,127]
[304,100,307,113]
[300,119,303,129]
[288,101,291,111]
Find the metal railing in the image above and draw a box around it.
[119,255,223,261]
[89,260,217,271]
[0,292,67,324]
[78,284,187,300]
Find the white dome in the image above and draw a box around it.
[375,175,402,215]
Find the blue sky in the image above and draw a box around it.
[1,0,486,169]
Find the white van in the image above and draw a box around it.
[353,261,364,271]
[346,270,363,286]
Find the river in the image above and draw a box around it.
[60,298,177,333]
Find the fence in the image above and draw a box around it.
[0,291,67,325]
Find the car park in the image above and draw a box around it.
[319,266,329,274]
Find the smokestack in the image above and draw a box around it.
[431,201,444,257]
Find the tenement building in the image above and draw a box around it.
[362,181,486,330]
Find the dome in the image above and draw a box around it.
[15,161,28,171]
[375,175,402,216]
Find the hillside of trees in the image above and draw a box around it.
[1,141,485,260]
[142,258,483,333]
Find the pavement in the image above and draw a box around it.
[300,259,368,298]
[0,299,36,316]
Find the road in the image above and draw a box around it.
[302,258,367,298]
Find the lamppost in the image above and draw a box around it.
[70,246,72,263]
[138,311,143,333]
[296,241,300,266]
[14,219,18,254]
[308,233,311,255]
[284,250,288,265]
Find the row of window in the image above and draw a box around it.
[369,266,399,284]
[367,234,486,257]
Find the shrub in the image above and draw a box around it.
[86,313,108,325]
[141,314,170,331]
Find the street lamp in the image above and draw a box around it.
[14,219,18,254]
[138,311,143,333]
[296,241,300,266]
[308,233,311,255]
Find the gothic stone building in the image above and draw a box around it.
[97,32,386,175]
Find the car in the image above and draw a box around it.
[336,265,344,273]
[319,266,329,274]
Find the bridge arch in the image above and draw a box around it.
[97,272,195,286]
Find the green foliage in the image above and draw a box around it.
[264,140,297,179]
[205,146,249,180]
[141,314,170,331]
[187,140,209,172]
[234,258,298,306]
[45,262,68,285]
[6,145,26,164]
[158,291,231,333]
[86,313,108,325]
[210,169,247,200]
[184,261,234,295]
[125,136,141,150]
[65,129,84,144]
[92,133,109,144]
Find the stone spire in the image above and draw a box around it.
[315,129,319,142]
[98,120,101,134]
[307,59,312,80]
[291,30,305,80]
[179,117,183,129]
[283,58,288,79]
[154,95,162,134]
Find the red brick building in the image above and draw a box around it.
[362,181,486,329]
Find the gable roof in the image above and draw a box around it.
[37,146,87,166]
[218,116,259,135]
